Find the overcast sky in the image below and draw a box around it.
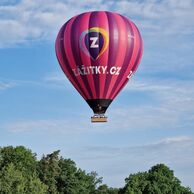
[0,0,194,189]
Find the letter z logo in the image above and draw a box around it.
[90,37,99,48]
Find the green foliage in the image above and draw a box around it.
[26,175,48,194]
[0,146,37,174]
[96,184,119,194]
[38,150,61,194]
[0,146,193,194]
[120,164,193,194]
[0,163,26,194]
[0,162,47,194]
[0,146,47,194]
[38,150,102,194]
[57,158,80,194]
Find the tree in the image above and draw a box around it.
[56,157,78,194]
[96,184,119,194]
[38,150,61,194]
[57,159,102,194]
[0,146,37,174]
[0,146,47,194]
[0,163,26,194]
[38,151,102,194]
[72,170,102,194]
[0,164,48,194]
[120,164,193,194]
[0,146,193,194]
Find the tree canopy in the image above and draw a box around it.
[120,164,193,194]
[0,146,193,194]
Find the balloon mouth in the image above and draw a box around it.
[86,99,112,123]
[86,99,112,114]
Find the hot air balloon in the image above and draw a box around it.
[55,11,143,122]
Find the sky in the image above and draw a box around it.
[0,0,194,189]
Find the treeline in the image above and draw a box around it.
[0,146,193,194]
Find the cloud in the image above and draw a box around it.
[115,0,194,35]
[77,135,193,160]
[0,77,48,90]
[3,115,110,135]
[98,77,194,131]
[70,135,194,188]
[157,136,192,144]
[0,80,17,90]
[125,77,194,110]
[4,76,193,133]
[0,0,108,47]
[43,72,73,90]
[0,0,19,6]
[0,0,194,47]
[126,77,194,99]
[3,119,85,134]
[44,73,66,82]
[4,116,193,188]
[0,74,71,91]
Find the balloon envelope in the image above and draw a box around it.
[55,11,143,115]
